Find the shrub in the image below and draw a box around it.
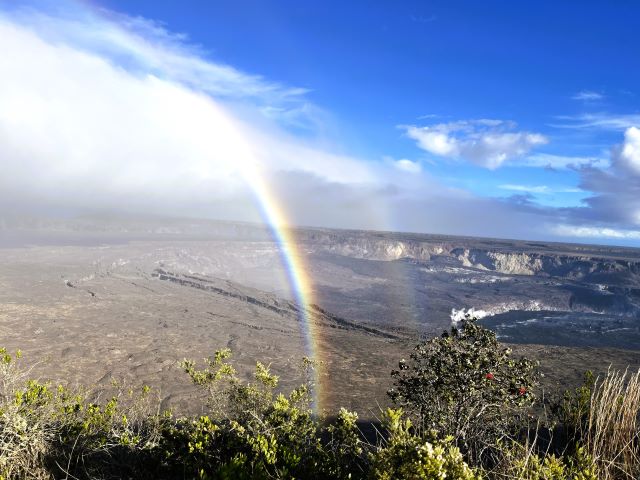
[387,316,539,461]
[0,348,53,479]
[324,408,367,478]
[0,347,167,479]
[172,350,366,479]
[369,408,479,480]
[550,370,595,453]
[6,328,640,480]
[491,440,597,480]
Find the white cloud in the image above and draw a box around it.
[617,126,640,174]
[571,90,604,101]
[392,159,422,173]
[553,225,640,240]
[565,127,640,229]
[404,120,547,169]
[407,128,457,156]
[0,6,378,223]
[2,2,640,245]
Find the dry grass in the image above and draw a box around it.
[586,368,640,479]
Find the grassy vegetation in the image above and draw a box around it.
[1,318,639,478]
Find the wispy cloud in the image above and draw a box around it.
[6,5,308,105]
[500,184,551,194]
[516,153,609,169]
[499,184,582,195]
[403,120,547,169]
[553,225,640,240]
[551,113,640,131]
[571,90,604,102]
[417,113,440,120]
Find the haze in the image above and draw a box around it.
[2,0,640,245]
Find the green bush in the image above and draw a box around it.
[369,408,479,480]
[172,351,320,478]
[491,441,597,480]
[168,350,367,479]
[548,370,595,456]
[388,316,539,461]
[1,319,635,480]
[0,347,167,479]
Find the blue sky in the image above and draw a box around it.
[1,0,640,244]
[101,1,637,150]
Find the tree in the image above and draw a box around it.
[388,316,539,461]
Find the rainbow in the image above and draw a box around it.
[219,117,324,412]
[246,174,323,411]
[73,0,325,410]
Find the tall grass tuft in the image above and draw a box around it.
[586,368,640,479]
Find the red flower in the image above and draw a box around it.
[518,387,526,396]
[485,373,494,380]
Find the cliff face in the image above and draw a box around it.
[299,231,438,261]
[300,231,640,288]
[295,232,640,323]
[455,250,544,275]
[463,251,640,289]
[453,249,640,283]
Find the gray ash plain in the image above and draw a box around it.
[2,216,640,416]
